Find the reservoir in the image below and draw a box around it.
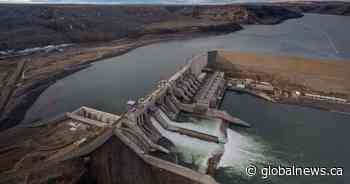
[23,14,350,183]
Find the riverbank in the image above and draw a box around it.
[0,32,234,130]
[0,4,302,51]
[211,50,350,114]
[0,53,231,184]
[279,1,350,16]
[278,97,350,115]
[0,3,305,129]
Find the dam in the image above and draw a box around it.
[0,51,250,184]
[3,14,349,184]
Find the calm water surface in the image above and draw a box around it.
[23,14,350,184]
[24,14,350,122]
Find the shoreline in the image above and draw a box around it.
[226,89,350,116]
[1,2,348,129]
[213,50,350,115]
[0,3,305,129]
[0,31,237,130]
[0,4,301,51]
[278,97,350,115]
[0,49,348,184]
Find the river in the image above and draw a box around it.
[23,14,350,184]
[218,92,349,184]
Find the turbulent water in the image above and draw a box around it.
[218,92,350,184]
[219,129,279,173]
[23,14,350,184]
[159,110,224,138]
[151,116,223,173]
[152,109,225,172]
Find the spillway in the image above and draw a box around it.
[158,109,225,139]
[151,117,223,173]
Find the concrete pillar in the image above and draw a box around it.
[207,50,218,68]
[183,80,197,94]
[179,83,193,98]
[141,114,145,124]
[143,113,162,142]
[188,74,200,87]
[160,104,177,120]
[173,86,191,102]
[160,104,172,115]
[187,77,199,90]
[165,96,180,114]
[182,84,194,98]
[162,96,166,104]
[92,113,97,121]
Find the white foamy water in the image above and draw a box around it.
[219,128,282,177]
[151,117,223,173]
[158,109,224,138]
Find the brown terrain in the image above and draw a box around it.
[0,112,206,184]
[0,4,302,51]
[0,4,303,130]
[211,50,350,112]
[279,1,350,16]
[0,2,349,184]
[215,50,350,97]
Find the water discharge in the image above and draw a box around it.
[151,116,223,173]
[158,109,224,138]
[156,108,284,181]
[22,14,350,184]
[218,128,284,179]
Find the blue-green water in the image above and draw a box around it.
[23,14,350,184]
[218,91,349,184]
[24,14,350,123]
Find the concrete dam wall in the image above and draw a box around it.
[0,51,249,184]
[93,52,250,184]
[87,136,212,184]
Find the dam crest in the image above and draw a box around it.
[0,51,250,184]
